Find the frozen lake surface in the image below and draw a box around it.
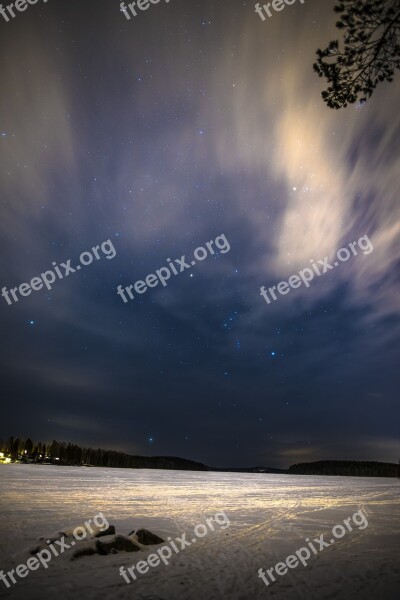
[0,465,399,599]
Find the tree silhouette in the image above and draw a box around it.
[314,0,400,108]
[24,438,33,457]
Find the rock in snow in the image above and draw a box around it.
[129,528,165,545]
[95,534,142,555]
[35,522,165,559]
[71,543,98,560]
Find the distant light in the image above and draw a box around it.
[271,352,276,356]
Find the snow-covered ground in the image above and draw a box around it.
[0,465,399,599]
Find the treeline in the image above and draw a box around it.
[211,466,288,474]
[0,436,208,471]
[288,460,399,478]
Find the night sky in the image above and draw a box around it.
[0,0,399,469]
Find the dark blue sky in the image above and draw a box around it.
[0,0,399,468]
